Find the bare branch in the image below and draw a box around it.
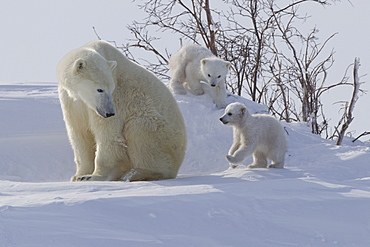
[336,57,361,145]
[352,131,370,143]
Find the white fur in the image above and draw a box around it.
[220,102,287,169]
[169,44,230,108]
[57,40,187,181]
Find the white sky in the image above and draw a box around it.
[0,0,368,139]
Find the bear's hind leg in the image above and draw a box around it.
[268,149,285,168]
[169,67,187,95]
[248,151,268,168]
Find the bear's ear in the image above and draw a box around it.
[72,58,86,75]
[107,61,117,71]
[201,59,207,66]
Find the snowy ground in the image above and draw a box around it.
[0,82,370,247]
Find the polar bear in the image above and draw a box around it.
[219,102,287,169]
[168,44,230,108]
[57,40,187,181]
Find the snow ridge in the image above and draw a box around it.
[0,83,370,246]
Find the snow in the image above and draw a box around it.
[1,82,370,246]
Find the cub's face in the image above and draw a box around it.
[63,55,117,118]
[201,58,230,87]
[219,103,247,126]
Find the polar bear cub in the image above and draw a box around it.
[169,44,230,108]
[220,102,287,169]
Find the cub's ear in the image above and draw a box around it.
[108,61,117,71]
[72,58,86,75]
[240,107,247,115]
[201,59,208,66]
[225,61,231,69]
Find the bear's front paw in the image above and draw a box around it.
[73,175,105,181]
[76,175,93,181]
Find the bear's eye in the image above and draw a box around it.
[218,75,221,78]
[227,113,232,116]
[208,74,211,77]
[97,89,104,93]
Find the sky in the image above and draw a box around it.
[0,0,368,139]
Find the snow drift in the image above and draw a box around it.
[0,82,370,246]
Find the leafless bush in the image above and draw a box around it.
[118,0,365,142]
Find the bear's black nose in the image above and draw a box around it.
[219,118,228,124]
[106,113,115,118]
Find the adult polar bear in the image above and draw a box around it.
[220,102,287,169]
[57,40,187,181]
[169,44,230,109]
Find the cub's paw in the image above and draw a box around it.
[215,103,227,109]
[189,87,204,96]
[268,163,284,169]
[247,164,258,169]
[169,83,187,95]
[226,155,239,168]
[226,155,236,163]
[214,100,227,109]
[247,163,267,169]
[229,163,238,169]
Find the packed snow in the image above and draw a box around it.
[0,82,370,246]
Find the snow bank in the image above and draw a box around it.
[1,83,370,246]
